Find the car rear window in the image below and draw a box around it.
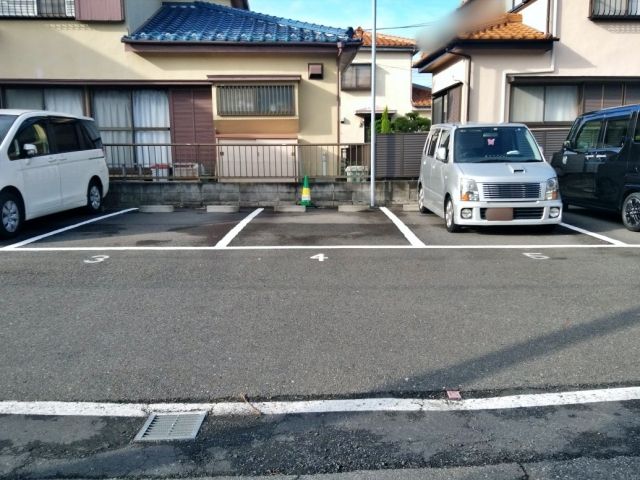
[0,115,17,145]
[454,126,543,163]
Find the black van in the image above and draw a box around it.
[550,104,640,231]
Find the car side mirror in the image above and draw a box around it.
[436,147,448,162]
[23,144,38,157]
[563,140,573,150]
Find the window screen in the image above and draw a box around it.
[217,85,295,116]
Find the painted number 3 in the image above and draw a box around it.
[84,255,110,264]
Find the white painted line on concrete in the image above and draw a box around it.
[2,244,639,253]
[379,207,426,247]
[3,208,139,250]
[3,386,640,417]
[560,222,628,246]
[215,208,264,248]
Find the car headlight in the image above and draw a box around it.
[460,178,479,202]
[545,177,559,200]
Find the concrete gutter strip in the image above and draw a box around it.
[275,205,306,213]
[139,205,175,213]
[338,205,371,212]
[206,205,240,213]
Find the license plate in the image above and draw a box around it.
[486,208,514,221]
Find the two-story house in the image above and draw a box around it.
[414,0,640,155]
[0,0,361,178]
[340,27,417,144]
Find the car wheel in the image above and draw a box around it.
[86,180,102,214]
[418,185,430,214]
[621,192,640,232]
[0,191,23,238]
[445,197,460,233]
[562,200,570,211]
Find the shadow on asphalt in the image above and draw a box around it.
[382,304,640,395]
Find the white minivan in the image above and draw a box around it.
[418,123,563,232]
[0,110,109,238]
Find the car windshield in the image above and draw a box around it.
[0,115,17,145]
[454,126,543,163]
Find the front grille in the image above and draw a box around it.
[480,208,545,220]
[482,183,541,200]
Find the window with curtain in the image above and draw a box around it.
[510,85,578,123]
[4,88,84,116]
[92,89,171,167]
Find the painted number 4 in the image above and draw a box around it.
[310,253,328,262]
[84,255,110,264]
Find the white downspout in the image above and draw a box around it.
[499,0,559,122]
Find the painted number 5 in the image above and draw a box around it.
[84,255,109,264]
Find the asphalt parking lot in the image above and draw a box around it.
[1,205,640,478]
[1,204,639,400]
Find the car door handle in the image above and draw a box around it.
[48,158,58,163]
[595,154,607,159]
[585,154,595,160]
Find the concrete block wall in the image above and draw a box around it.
[104,180,419,208]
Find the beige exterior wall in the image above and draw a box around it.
[340,50,414,144]
[0,20,340,143]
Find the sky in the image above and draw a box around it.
[250,0,461,86]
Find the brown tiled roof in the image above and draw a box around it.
[354,26,416,49]
[413,13,553,69]
[412,85,432,108]
[459,13,551,40]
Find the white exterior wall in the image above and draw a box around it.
[432,59,467,95]
[552,0,640,76]
[520,0,549,33]
[340,50,414,144]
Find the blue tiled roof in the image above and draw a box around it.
[125,1,357,44]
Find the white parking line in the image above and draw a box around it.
[560,222,628,246]
[2,208,139,250]
[2,386,640,417]
[379,207,426,247]
[215,208,263,248]
[1,244,638,252]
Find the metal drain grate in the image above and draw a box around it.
[134,412,206,442]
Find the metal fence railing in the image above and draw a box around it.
[104,143,371,182]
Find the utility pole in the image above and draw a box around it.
[370,0,377,207]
